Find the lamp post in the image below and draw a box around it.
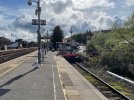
[46,30,48,52]
[27,0,41,67]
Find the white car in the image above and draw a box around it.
[77,46,86,53]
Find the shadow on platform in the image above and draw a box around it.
[0,67,37,96]
[0,89,10,96]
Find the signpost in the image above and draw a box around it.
[32,19,46,25]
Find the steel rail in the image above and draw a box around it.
[75,62,131,100]
[0,48,37,64]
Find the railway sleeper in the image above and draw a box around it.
[97,85,110,90]
[108,97,125,100]
[102,90,113,94]
[95,82,105,86]
[104,92,119,97]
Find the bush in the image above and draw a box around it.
[87,57,100,68]
[86,41,99,56]
[100,45,134,76]
[128,64,134,79]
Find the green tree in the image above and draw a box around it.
[15,39,23,43]
[125,12,134,30]
[85,30,93,40]
[51,26,64,49]
[70,33,85,44]
[113,28,134,46]
[70,30,93,44]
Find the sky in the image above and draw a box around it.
[0,0,134,41]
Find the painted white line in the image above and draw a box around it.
[52,64,57,100]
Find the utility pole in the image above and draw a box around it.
[27,0,45,68]
[37,0,41,66]
[11,33,13,42]
[46,30,48,52]
[69,27,73,54]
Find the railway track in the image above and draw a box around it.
[73,62,131,100]
[0,48,37,64]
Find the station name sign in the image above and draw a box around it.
[32,19,46,25]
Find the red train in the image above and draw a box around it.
[56,42,80,63]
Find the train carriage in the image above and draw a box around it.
[56,42,80,63]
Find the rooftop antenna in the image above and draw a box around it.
[70,27,73,36]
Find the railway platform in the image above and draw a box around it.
[55,55,108,100]
[0,51,107,100]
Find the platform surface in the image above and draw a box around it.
[0,51,65,100]
[0,51,108,100]
[55,55,108,100]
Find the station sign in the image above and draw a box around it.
[32,19,46,25]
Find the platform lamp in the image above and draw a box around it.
[27,0,41,68]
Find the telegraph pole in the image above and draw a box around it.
[37,0,41,66]
[46,30,48,52]
[27,0,46,68]
[11,33,13,42]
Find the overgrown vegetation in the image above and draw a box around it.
[86,12,134,79]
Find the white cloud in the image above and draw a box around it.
[0,16,4,22]
[0,25,37,42]
[126,0,134,6]
[49,0,73,14]
[72,0,115,10]
[0,0,131,41]
[40,0,116,32]
[0,13,37,41]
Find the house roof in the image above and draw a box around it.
[0,37,11,45]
